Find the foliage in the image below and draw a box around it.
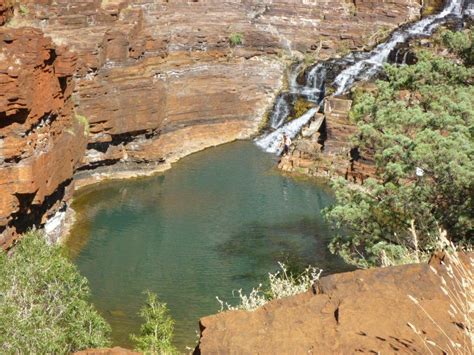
[441,28,473,66]
[291,98,315,120]
[0,231,111,353]
[408,230,473,353]
[229,32,243,47]
[217,262,322,311]
[130,291,177,354]
[325,32,474,268]
[18,4,29,16]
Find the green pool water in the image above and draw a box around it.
[66,141,350,351]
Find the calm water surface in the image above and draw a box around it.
[67,141,349,350]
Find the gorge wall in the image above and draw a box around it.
[1,0,425,247]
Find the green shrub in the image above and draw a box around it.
[441,29,473,66]
[18,4,29,16]
[217,263,321,311]
[325,40,474,268]
[0,231,111,353]
[229,33,243,47]
[130,291,177,354]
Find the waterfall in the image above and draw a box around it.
[256,108,318,155]
[257,0,464,154]
[270,95,291,129]
[334,0,464,95]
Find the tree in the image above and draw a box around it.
[325,30,474,268]
[130,291,177,354]
[0,231,111,353]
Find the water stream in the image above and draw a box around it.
[67,141,350,350]
[256,0,465,153]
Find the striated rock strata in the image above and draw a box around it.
[0,0,424,243]
[197,254,470,353]
[16,0,422,181]
[0,27,87,248]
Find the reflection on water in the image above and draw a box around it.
[67,141,351,351]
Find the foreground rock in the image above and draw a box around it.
[75,347,139,355]
[197,255,470,353]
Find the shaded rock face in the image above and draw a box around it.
[0,27,87,248]
[196,255,469,353]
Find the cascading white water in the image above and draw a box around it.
[334,0,464,95]
[256,108,318,155]
[267,61,327,132]
[258,0,464,154]
[270,96,291,129]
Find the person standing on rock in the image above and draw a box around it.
[281,133,291,156]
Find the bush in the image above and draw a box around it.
[0,231,111,353]
[130,291,177,354]
[229,32,243,47]
[325,34,474,268]
[217,262,322,311]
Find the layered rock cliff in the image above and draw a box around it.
[0,27,87,248]
[16,0,423,180]
[1,0,425,245]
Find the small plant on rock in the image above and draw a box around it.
[217,262,322,311]
[130,291,177,354]
[229,32,244,47]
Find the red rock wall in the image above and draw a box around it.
[0,27,87,248]
[16,0,422,176]
[0,0,423,245]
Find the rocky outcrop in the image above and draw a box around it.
[0,0,14,26]
[0,27,87,248]
[196,254,470,353]
[75,347,140,355]
[279,97,375,182]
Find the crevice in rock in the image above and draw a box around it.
[8,178,72,236]
[58,76,68,95]
[334,306,340,324]
[0,109,30,130]
[44,49,57,67]
[87,128,161,153]
[77,158,121,172]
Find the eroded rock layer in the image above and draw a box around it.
[16,0,422,177]
[0,27,87,248]
[197,254,469,353]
